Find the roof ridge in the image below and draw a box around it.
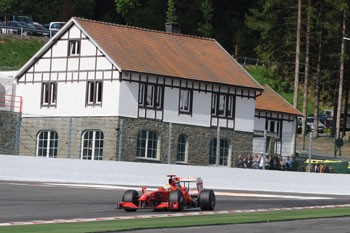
[73,17,215,42]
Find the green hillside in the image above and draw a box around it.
[244,66,314,114]
[0,35,46,70]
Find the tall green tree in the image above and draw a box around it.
[166,0,177,23]
[114,0,139,25]
[198,0,213,37]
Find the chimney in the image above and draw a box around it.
[165,23,180,33]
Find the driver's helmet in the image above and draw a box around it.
[163,184,172,191]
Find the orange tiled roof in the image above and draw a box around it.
[75,18,262,90]
[256,85,301,115]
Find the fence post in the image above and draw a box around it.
[168,122,172,164]
[263,129,267,170]
[215,126,220,166]
[244,56,247,65]
[118,119,123,161]
[14,112,21,155]
[308,133,312,172]
[256,58,259,66]
[67,117,72,158]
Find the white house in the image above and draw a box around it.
[14,17,273,166]
[253,84,301,157]
[0,70,18,111]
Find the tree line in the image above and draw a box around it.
[1,0,350,138]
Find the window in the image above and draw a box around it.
[86,81,103,105]
[179,89,192,114]
[137,130,158,159]
[81,130,104,160]
[211,93,235,118]
[209,139,229,166]
[138,83,163,109]
[69,40,80,56]
[177,135,187,162]
[37,131,58,158]
[266,120,281,138]
[41,82,57,106]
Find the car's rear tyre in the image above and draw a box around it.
[169,190,185,211]
[122,190,139,212]
[199,189,215,210]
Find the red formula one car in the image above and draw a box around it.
[117,175,215,211]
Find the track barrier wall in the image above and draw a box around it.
[0,154,349,195]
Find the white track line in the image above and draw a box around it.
[1,204,349,226]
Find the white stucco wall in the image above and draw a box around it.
[253,113,297,157]
[163,87,211,127]
[235,98,255,132]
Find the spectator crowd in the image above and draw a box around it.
[237,153,293,171]
[237,153,336,173]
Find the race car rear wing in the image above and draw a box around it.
[177,177,203,192]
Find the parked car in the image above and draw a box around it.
[1,21,22,34]
[297,117,311,134]
[33,22,50,37]
[307,117,325,133]
[49,22,66,36]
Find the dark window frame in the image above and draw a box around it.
[211,93,235,119]
[86,80,103,106]
[36,130,58,158]
[178,89,193,115]
[138,82,163,110]
[209,138,229,166]
[136,130,159,159]
[265,119,282,139]
[41,81,57,107]
[81,130,104,160]
[176,134,187,162]
[68,39,81,56]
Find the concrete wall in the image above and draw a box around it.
[0,154,348,195]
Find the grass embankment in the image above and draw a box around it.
[2,207,350,233]
[244,65,315,114]
[0,35,46,70]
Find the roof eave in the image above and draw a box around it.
[122,69,264,92]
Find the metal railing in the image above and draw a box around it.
[0,25,56,38]
[0,94,22,113]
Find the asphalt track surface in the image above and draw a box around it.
[1,180,350,224]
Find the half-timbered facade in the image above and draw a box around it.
[253,85,301,157]
[15,17,264,166]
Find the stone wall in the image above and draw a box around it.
[0,110,18,155]
[18,116,253,167]
[19,116,119,160]
[119,117,253,167]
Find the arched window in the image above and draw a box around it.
[209,138,229,166]
[81,130,104,160]
[137,130,158,159]
[37,131,58,158]
[177,134,187,162]
[0,83,5,107]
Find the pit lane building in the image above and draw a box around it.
[14,17,299,166]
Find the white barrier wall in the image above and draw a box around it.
[0,154,349,195]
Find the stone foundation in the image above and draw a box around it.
[0,110,18,155]
[19,116,253,167]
